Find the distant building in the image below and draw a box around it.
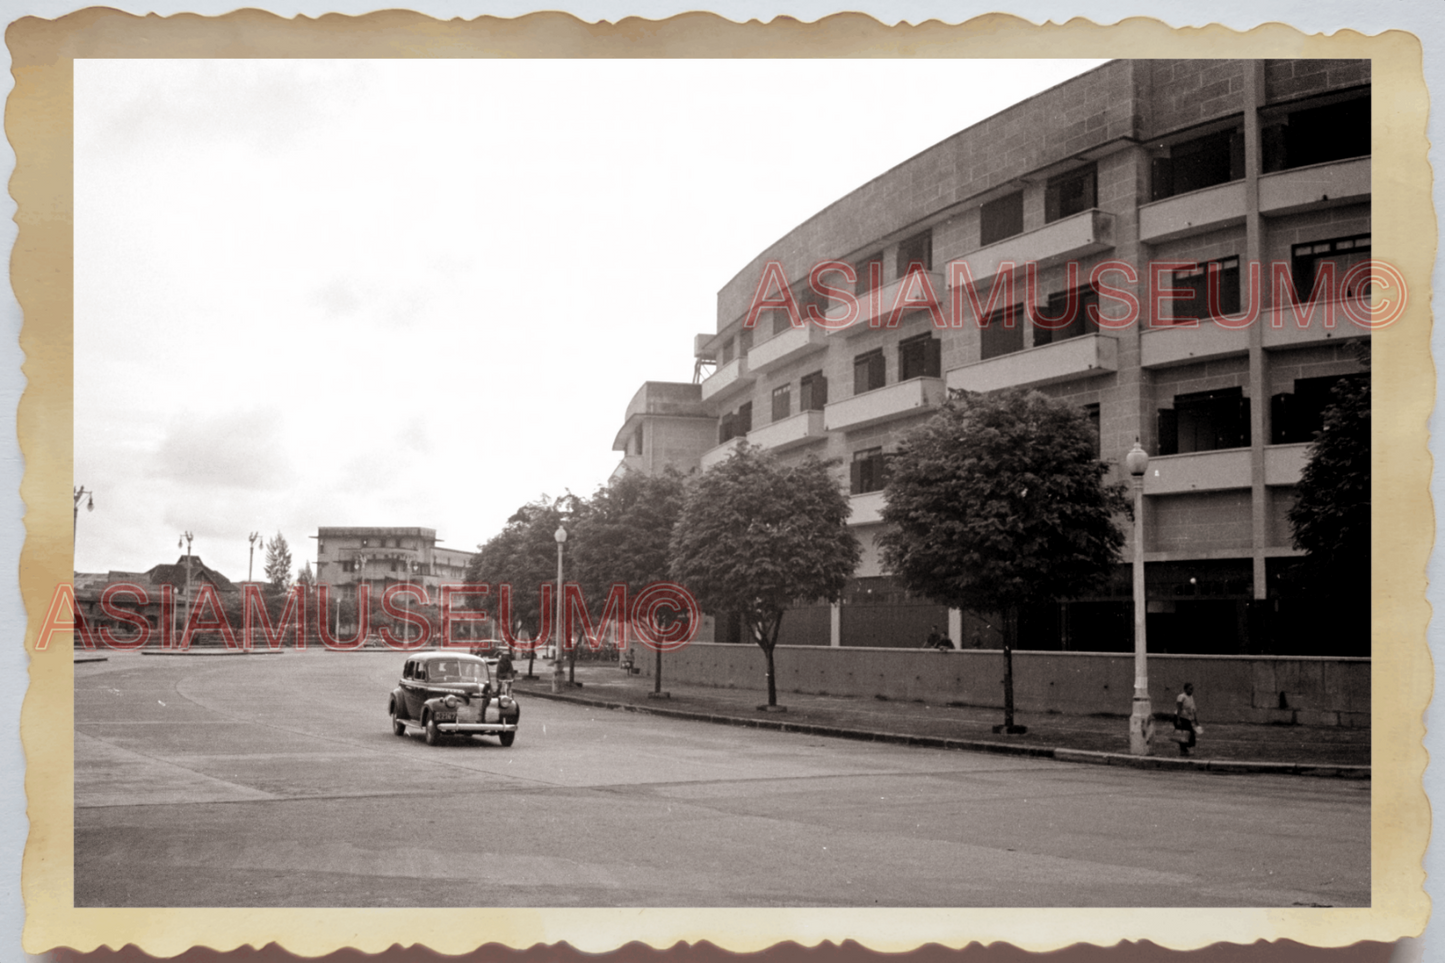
[313,527,475,601]
[610,381,716,481]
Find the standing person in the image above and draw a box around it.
[1174,682,1198,756]
[924,625,942,649]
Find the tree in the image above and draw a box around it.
[570,467,688,693]
[466,494,579,676]
[670,444,860,708]
[264,532,293,591]
[296,560,315,591]
[1287,358,1370,644]
[878,389,1129,732]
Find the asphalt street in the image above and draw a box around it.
[74,651,1369,907]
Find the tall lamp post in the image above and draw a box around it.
[73,486,94,552]
[178,531,194,646]
[552,525,567,693]
[1126,440,1153,755]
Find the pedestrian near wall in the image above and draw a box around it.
[1174,682,1199,756]
[924,625,942,649]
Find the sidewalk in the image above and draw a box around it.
[513,663,1370,778]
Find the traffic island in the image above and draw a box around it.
[757,704,787,713]
[992,724,1029,735]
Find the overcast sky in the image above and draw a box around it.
[74,57,1108,580]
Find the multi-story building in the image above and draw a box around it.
[313,527,475,602]
[618,59,1372,657]
[610,381,717,481]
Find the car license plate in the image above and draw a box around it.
[456,704,481,724]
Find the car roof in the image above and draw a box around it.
[408,652,488,664]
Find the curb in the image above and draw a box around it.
[522,687,1370,780]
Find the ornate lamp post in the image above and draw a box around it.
[1126,440,1153,755]
[73,486,94,552]
[552,525,567,693]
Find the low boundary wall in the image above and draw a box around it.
[639,643,1370,727]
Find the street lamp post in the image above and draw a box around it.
[73,486,94,552]
[1126,440,1153,755]
[552,525,566,693]
[178,531,194,647]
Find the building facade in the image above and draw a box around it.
[313,527,475,603]
[618,59,1372,656]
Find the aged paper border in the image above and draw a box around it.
[10,10,1433,957]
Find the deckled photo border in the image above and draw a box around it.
[9,11,1432,957]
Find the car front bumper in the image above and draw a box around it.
[436,721,518,734]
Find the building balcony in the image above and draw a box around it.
[699,357,755,403]
[1260,301,1371,350]
[848,490,887,526]
[699,436,745,472]
[951,209,1115,289]
[1144,448,1252,495]
[823,377,946,432]
[823,270,947,336]
[946,333,1118,394]
[1259,156,1370,216]
[748,323,828,372]
[1265,442,1310,486]
[1138,180,1247,243]
[748,409,827,453]
[1140,321,1249,368]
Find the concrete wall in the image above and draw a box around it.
[643,642,1369,726]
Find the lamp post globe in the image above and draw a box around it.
[1126,439,1153,755]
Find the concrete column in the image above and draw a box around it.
[948,608,963,648]
[830,602,841,647]
[1244,60,1270,602]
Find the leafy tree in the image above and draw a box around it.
[296,561,315,591]
[878,389,1128,732]
[570,467,689,693]
[670,444,860,708]
[264,532,293,591]
[466,494,579,676]
[1287,360,1370,641]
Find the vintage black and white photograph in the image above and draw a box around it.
[70,56,1377,911]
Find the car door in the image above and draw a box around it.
[401,659,427,717]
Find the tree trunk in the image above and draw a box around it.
[762,641,777,707]
[654,644,663,695]
[1003,606,1017,729]
[567,630,577,684]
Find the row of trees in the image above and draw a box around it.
[462,378,1368,718]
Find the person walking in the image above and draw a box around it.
[1174,682,1199,756]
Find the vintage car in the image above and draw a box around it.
[388,652,519,747]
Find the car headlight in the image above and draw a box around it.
[444,695,459,708]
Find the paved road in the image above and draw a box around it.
[74,651,1369,907]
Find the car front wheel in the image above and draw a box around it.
[499,730,516,747]
[424,713,442,746]
[390,702,406,737]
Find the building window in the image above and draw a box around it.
[632,426,643,456]
[1150,127,1245,201]
[361,539,370,548]
[980,191,1024,246]
[1045,165,1096,223]
[1263,94,1370,173]
[854,349,886,394]
[854,252,884,296]
[1158,386,1251,455]
[799,283,829,323]
[771,384,791,422]
[897,230,933,275]
[1165,257,1242,322]
[719,404,751,444]
[1083,403,1102,458]
[739,329,753,354]
[850,447,890,495]
[721,338,735,364]
[1290,235,1371,302]
[1032,285,1100,346]
[800,371,828,411]
[772,308,792,336]
[981,302,1025,360]
[898,333,941,381]
[1271,374,1368,445]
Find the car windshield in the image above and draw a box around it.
[428,660,487,684]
